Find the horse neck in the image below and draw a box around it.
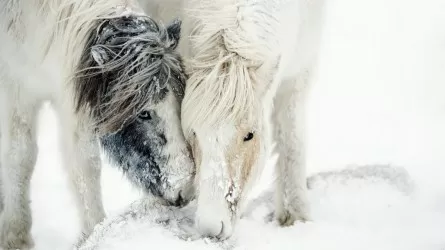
[187,0,284,62]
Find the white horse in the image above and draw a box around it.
[143,0,326,238]
[0,0,195,248]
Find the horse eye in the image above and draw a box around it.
[138,111,152,121]
[243,132,254,142]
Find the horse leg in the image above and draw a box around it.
[0,89,39,249]
[272,73,310,226]
[56,108,105,243]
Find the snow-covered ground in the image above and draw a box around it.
[76,165,445,250]
[29,0,445,249]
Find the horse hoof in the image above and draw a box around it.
[277,210,309,227]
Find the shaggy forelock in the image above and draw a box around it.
[75,15,186,134]
[180,0,277,137]
[182,52,256,136]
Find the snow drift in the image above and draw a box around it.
[78,165,445,250]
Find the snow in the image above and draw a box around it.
[28,0,445,249]
[76,165,445,250]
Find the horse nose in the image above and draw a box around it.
[170,185,195,207]
[195,209,232,239]
[196,220,223,238]
[172,191,184,206]
[173,190,193,207]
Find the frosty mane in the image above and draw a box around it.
[181,0,278,136]
[75,16,185,134]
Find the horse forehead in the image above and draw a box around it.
[195,124,237,147]
[152,90,179,114]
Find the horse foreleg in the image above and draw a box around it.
[0,90,39,249]
[272,74,310,226]
[57,110,105,244]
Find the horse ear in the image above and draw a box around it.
[166,18,182,50]
[91,46,110,66]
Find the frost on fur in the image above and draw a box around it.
[75,16,185,134]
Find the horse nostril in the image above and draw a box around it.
[174,191,184,207]
[216,221,224,239]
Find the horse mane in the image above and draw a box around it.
[181,0,279,136]
[75,16,185,134]
[36,0,121,65]
[7,0,184,134]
